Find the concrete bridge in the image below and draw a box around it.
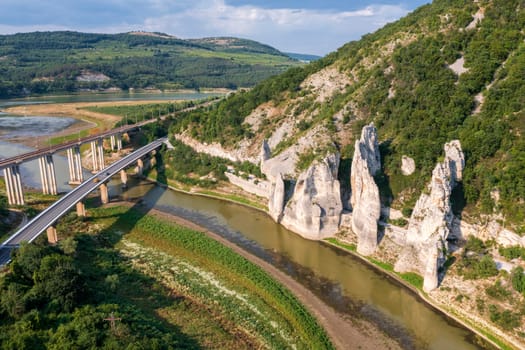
[0,137,168,265]
[0,120,154,206]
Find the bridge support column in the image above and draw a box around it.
[116,134,122,151]
[91,139,105,172]
[98,139,105,170]
[67,146,83,184]
[100,183,109,204]
[120,169,128,188]
[38,155,57,195]
[4,165,25,206]
[46,225,58,244]
[136,158,144,176]
[76,201,86,217]
[110,135,116,151]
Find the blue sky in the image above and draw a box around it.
[0,0,430,55]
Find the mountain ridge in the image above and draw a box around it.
[0,31,300,98]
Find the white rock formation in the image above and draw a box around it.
[224,173,271,199]
[351,123,381,255]
[444,140,465,182]
[279,153,343,240]
[261,139,271,162]
[268,173,285,222]
[394,140,465,292]
[401,155,416,176]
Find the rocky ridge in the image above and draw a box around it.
[394,140,465,292]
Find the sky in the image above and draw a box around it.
[0,0,431,56]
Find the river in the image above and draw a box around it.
[0,93,484,349]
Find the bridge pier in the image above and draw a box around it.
[100,182,109,204]
[136,158,144,176]
[110,135,116,151]
[4,165,25,206]
[117,134,122,151]
[46,225,58,244]
[91,139,105,172]
[76,201,86,217]
[67,146,83,184]
[39,154,58,195]
[120,169,128,188]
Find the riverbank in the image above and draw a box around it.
[110,200,402,350]
[147,176,512,350]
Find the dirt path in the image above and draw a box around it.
[126,203,402,350]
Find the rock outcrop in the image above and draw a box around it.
[394,140,465,292]
[268,173,285,222]
[401,155,415,176]
[224,172,271,199]
[351,123,381,255]
[279,153,343,240]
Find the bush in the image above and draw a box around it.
[511,267,525,294]
[485,280,511,301]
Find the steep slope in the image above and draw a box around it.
[172,0,525,230]
[0,31,300,98]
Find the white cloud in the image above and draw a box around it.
[137,1,410,54]
[0,0,412,55]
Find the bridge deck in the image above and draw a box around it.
[0,138,167,265]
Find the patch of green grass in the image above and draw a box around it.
[196,190,267,210]
[324,238,356,251]
[400,272,424,290]
[91,206,333,349]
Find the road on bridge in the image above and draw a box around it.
[0,138,167,265]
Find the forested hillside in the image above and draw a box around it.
[0,31,300,98]
[170,0,525,228]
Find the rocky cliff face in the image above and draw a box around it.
[351,123,381,255]
[394,140,465,292]
[268,172,285,222]
[278,153,343,240]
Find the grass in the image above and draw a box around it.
[325,237,356,251]
[90,205,334,349]
[196,190,267,210]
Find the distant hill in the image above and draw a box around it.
[284,52,321,62]
[0,31,300,98]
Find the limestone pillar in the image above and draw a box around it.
[46,226,58,244]
[76,201,86,217]
[100,183,109,204]
[120,169,128,188]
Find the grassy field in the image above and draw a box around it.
[89,205,334,349]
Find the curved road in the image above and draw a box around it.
[0,138,167,265]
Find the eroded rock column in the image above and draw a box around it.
[394,140,465,292]
[351,123,381,256]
